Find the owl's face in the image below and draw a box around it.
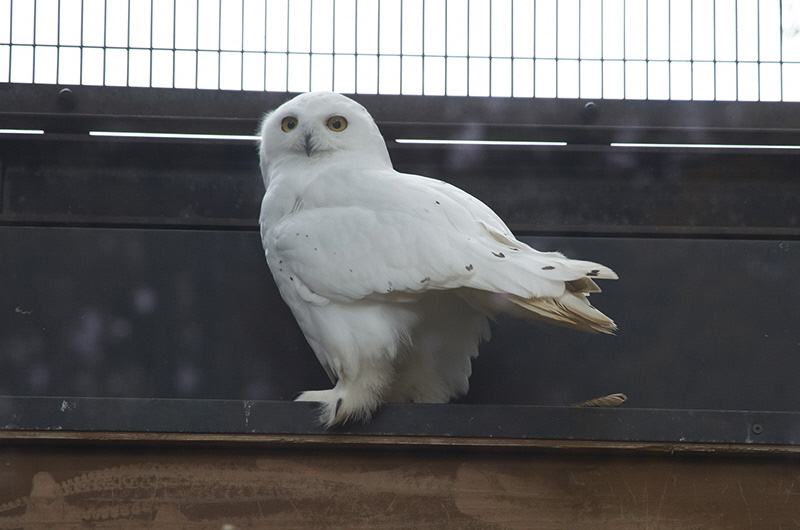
[259,92,391,177]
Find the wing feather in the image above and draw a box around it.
[264,166,617,318]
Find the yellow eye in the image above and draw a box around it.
[281,116,298,132]
[326,116,347,132]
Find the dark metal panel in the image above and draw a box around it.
[0,137,263,221]
[0,397,796,446]
[1,135,799,237]
[1,227,799,415]
[3,84,800,145]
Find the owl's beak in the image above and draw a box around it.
[303,132,314,157]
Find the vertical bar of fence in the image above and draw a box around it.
[354,0,358,93]
[126,0,131,87]
[32,0,37,82]
[195,0,200,89]
[285,0,289,91]
[578,0,582,97]
[667,0,670,100]
[712,0,716,99]
[217,0,222,89]
[779,0,783,101]
[733,0,739,101]
[509,0,515,97]
[56,0,61,84]
[600,0,603,99]
[622,0,625,98]
[102,0,107,85]
[556,0,560,97]
[171,0,177,88]
[376,0,380,93]
[79,0,84,84]
[6,0,11,81]
[240,0,244,90]
[753,0,762,101]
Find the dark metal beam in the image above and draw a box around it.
[0,397,793,446]
[3,83,800,146]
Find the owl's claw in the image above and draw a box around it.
[295,382,382,428]
[295,389,347,427]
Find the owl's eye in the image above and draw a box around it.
[281,117,298,132]
[326,116,348,132]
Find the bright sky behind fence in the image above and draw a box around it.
[2,0,800,100]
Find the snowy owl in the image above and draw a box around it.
[258,92,617,427]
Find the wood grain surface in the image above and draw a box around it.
[0,434,799,529]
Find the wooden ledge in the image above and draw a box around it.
[2,430,800,460]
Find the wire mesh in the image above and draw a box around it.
[1,0,799,101]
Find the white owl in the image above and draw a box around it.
[259,92,617,427]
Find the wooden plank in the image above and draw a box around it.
[5,430,800,456]
[1,436,799,529]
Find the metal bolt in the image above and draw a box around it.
[752,423,763,435]
[582,101,599,123]
[57,87,76,111]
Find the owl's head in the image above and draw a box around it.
[259,92,392,179]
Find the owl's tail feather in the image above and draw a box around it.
[502,279,617,335]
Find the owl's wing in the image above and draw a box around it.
[266,168,616,310]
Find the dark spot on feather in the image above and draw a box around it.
[466,264,474,271]
[295,233,299,236]
[509,247,519,251]
[279,268,283,272]
[587,269,600,277]
[279,260,283,264]
[492,252,506,258]
[289,276,294,281]
[305,234,309,237]
[335,398,343,417]
[542,266,555,270]
[349,269,353,273]
[435,201,440,205]
[420,277,431,283]
[314,248,317,251]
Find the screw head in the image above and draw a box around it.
[752,423,763,435]
[582,101,599,123]
[57,88,76,111]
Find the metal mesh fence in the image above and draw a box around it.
[1,0,800,101]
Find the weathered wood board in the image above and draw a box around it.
[0,435,798,529]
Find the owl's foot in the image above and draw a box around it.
[296,378,386,428]
[296,389,345,427]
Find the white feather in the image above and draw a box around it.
[259,92,618,427]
